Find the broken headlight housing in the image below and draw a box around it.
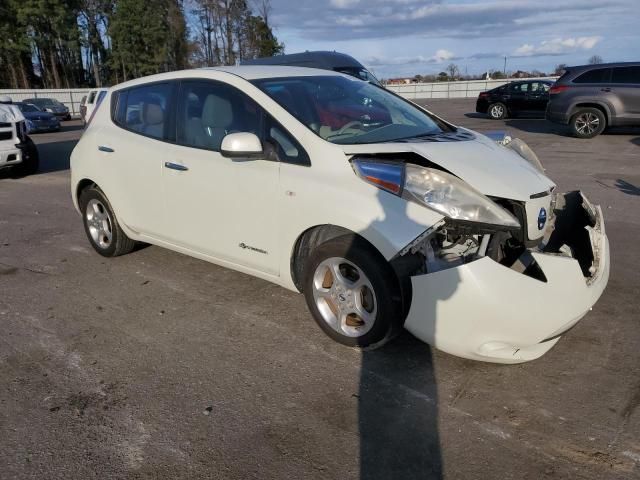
[352,159,520,229]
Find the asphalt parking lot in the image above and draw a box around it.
[1,100,639,479]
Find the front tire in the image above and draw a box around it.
[79,187,136,257]
[488,102,507,120]
[570,108,606,138]
[16,137,39,176]
[302,235,403,348]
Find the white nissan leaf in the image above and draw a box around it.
[70,67,610,363]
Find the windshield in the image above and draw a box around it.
[335,67,381,86]
[252,75,451,145]
[18,103,40,113]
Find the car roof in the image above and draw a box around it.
[111,66,348,90]
[565,61,640,71]
[241,51,364,69]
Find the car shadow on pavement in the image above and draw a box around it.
[352,187,461,480]
[34,139,78,174]
[359,335,444,479]
[504,119,568,136]
[615,179,640,196]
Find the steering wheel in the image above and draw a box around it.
[335,121,365,136]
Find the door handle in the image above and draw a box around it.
[601,87,611,92]
[98,145,114,153]
[164,162,189,171]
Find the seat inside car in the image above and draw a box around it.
[188,93,234,150]
[141,100,164,138]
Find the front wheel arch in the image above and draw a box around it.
[291,225,375,293]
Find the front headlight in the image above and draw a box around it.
[25,119,35,133]
[403,164,520,228]
[352,159,521,229]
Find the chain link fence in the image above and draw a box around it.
[0,88,92,118]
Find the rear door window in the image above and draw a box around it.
[611,66,640,84]
[510,83,529,93]
[574,68,611,84]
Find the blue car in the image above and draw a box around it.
[16,102,60,133]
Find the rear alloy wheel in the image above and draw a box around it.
[303,236,403,348]
[79,187,136,257]
[570,108,606,139]
[488,102,507,120]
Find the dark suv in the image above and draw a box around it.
[546,62,640,138]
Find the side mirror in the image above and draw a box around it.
[220,132,263,158]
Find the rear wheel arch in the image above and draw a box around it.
[75,179,97,204]
[571,102,610,124]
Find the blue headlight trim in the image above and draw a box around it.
[352,158,404,195]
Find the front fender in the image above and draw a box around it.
[277,174,443,290]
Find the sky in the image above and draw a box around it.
[267,0,639,78]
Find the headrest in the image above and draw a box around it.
[202,94,233,128]
[142,102,163,126]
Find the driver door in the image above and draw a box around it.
[161,80,281,275]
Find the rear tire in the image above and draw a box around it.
[570,108,606,139]
[302,235,404,348]
[488,102,507,120]
[79,186,136,257]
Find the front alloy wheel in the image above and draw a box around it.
[303,235,403,348]
[312,257,377,338]
[488,102,507,120]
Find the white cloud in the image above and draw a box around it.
[365,49,457,67]
[330,0,360,8]
[514,36,602,57]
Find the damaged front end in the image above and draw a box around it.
[397,190,609,363]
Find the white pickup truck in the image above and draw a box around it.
[0,100,39,176]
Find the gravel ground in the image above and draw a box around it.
[1,101,639,479]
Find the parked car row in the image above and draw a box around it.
[476,61,640,138]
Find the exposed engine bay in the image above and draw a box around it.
[392,191,602,285]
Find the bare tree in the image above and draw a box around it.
[588,55,603,64]
[554,63,568,76]
[446,63,460,80]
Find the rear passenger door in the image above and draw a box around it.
[526,82,549,112]
[508,82,528,112]
[610,66,640,124]
[106,82,175,237]
[160,79,282,275]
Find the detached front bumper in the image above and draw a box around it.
[404,192,609,363]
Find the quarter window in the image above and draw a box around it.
[611,66,640,84]
[574,68,611,84]
[115,83,172,140]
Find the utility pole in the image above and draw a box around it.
[503,56,507,75]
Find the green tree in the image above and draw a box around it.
[0,0,35,88]
[109,0,186,81]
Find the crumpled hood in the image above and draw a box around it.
[340,131,555,202]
